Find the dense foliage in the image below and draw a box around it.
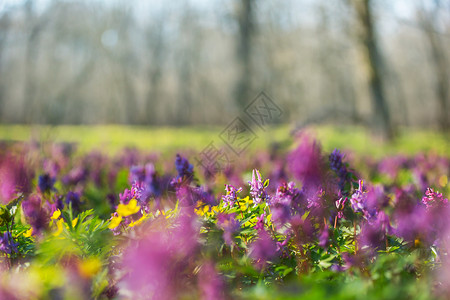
[0,133,449,299]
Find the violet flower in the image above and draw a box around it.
[198,261,226,300]
[175,154,194,181]
[248,169,269,204]
[22,194,50,234]
[422,187,448,210]
[217,213,241,246]
[221,184,242,208]
[65,191,82,214]
[37,173,56,194]
[249,229,277,270]
[329,149,349,193]
[349,180,366,213]
[0,232,18,255]
[288,134,323,194]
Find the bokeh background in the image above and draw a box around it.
[0,0,449,138]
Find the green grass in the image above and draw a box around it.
[0,124,448,157]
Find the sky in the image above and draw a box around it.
[0,0,419,19]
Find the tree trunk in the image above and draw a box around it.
[351,0,395,139]
[418,8,449,132]
[235,0,254,113]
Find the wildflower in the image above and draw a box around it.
[422,187,448,210]
[198,261,227,300]
[248,169,269,204]
[122,212,199,299]
[78,258,102,279]
[51,209,61,220]
[116,199,140,217]
[276,238,290,258]
[318,227,329,248]
[129,165,146,184]
[0,154,33,203]
[329,149,349,193]
[62,166,87,186]
[221,184,242,207]
[65,191,82,214]
[128,215,147,228]
[288,134,323,194]
[0,232,18,254]
[217,213,241,246]
[349,180,366,213]
[378,155,407,179]
[249,229,277,270]
[22,194,50,234]
[335,196,347,219]
[23,228,33,238]
[53,218,64,237]
[175,154,194,180]
[359,211,392,251]
[255,213,266,231]
[108,214,122,229]
[394,205,433,245]
[37,173,56,194]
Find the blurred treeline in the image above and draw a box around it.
[0,0,448,133]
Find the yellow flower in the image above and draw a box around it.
[53,218,64,237]
[23,228,33,237]
[78,258,102,279]
[72,217,78,228]
[195,202,210,216]
[116,199,140,217]
[51,209,61,220]
[108,215,122,229]
[128,215,147,228]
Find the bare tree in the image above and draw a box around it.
[350,0,394,139]
[417,1,449,132]
[235,0,255,112]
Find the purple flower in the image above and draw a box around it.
[271,182,306,215]
[290,214,315,245]
[0,154,33,203]
[37,174,55,194]
[255,213,266,231]
[248,169,269,204]
[349,180,366,213]
[288,134,323,194]
[175,154,194,181]
[22,194,50,234]
[318,227,330,248]
[176,185,214,208]
[276,238,290,258]
[66,191,82,214]
[221,184,242,208]
[129,165,146,184]
[378,155,407,179]
[271,203,292,231]
[0,232,18,255]
[143,164,162,198]
[217,213,241,246]
[394,205,433,244]
[62,166,87,186]
[422,187,448,210]
[329,149,349,193]
[335,196,347,219]
[198,261,226,300]
[359,211,392,251]
[249,229,277,270]
[119,181,145,205]
[122,212,199,299]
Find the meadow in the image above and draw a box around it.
[0,125,449,299]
